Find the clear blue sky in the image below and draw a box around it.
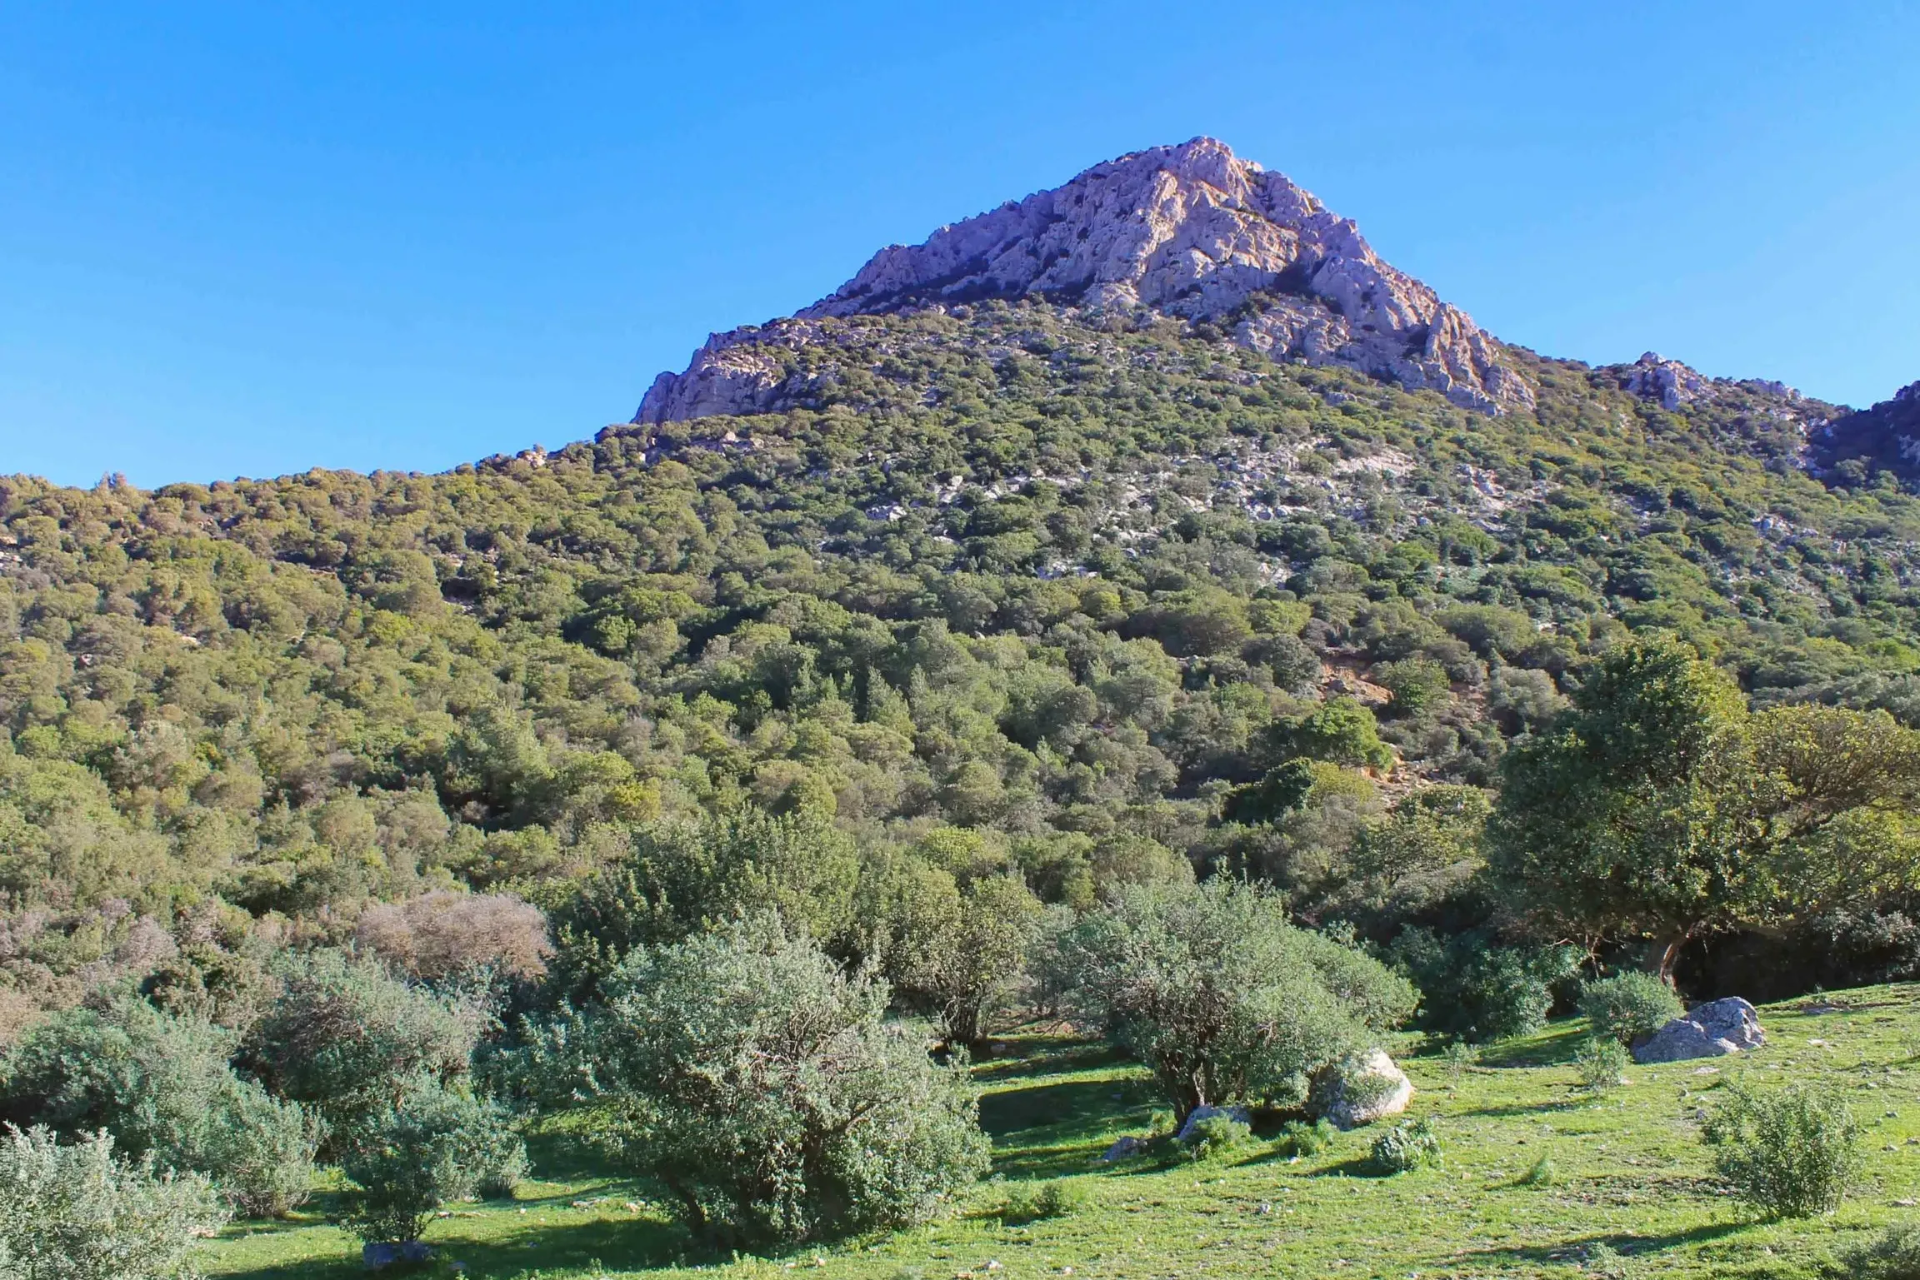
[4,2,1917,488]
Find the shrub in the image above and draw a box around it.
[1836,1224,1920,1280]
[0,994,321,1216]
[355,891,553,982]
[1442,1041,1478,1082]
[1701,1082,1861,1218]
[1573,1036,1630,1092]
[340,1079,526,1245]
[517,916,988,1247]
[1001,1179,1088,1224]
[1048,880,1416,1121]
[1181,1113,1252,1162]
[1370,1118,1441,1174]
[1518,1154,1557,1186]
[0,1126,229,1280]
[1389,928,1578,1045]
[1578,973,1682,1046]
[1274,1118,1336,1158]
[242,950,484,1145]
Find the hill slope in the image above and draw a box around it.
[1,138,1918,946]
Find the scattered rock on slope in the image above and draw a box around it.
[1632,997,1767,1064]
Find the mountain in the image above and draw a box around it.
[0,136,1917,953]
[638,138,1533,422]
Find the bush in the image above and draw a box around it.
[1001,1179,1088,1224]
[1048,880,1416,1121]
[0,1126,229,1280]
[1274,1118,1336,1158]
[517,916,989,1247]
[1389,928,1578,1045]
[1835,1224,1920,1280]
[1701,1082,1861,1218]
[1579,973,1682,1046]
[340,1079,526,1245]
[1573,1036,1630,1092]
[1369,1118,1441,1174]
[1180,1113,1252,1162]
[242,950,484,1146]
[0,994,321,1216]
[1518,1154,1557,1186]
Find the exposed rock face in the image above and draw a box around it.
[637,138,1534,423]
[1310,1048,1414,1129]
[1621,352,1713,411]
[1632,997,1767,1064]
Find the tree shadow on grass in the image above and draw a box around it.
[1447,1222,1751,1269]
[1472,1023,1590,1069]
[214,1208,696,1280]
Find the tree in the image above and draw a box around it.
[555,809,862,996]
[1047,879,1415,1122]
[241,951,483,1146]
[521,916,988,1247]
[904,873,1045,1050]
[1,993,320,1216]
[1269,699,1394,771]
[340,1079,526,1247]
[0,1126,228,1280]
[1487,636,1920,983]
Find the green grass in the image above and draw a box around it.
[203,984,1920,1279]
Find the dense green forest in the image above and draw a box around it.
[4,298,1920,1264]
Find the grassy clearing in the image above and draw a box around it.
[203,984,1920,1280]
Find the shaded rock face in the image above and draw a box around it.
[1632,997,1767,1064]
[637,138,1534,423]
[1813,379,1920,485]
[1309,1048,1414,1129]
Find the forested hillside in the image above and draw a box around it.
[4,294,1920,992]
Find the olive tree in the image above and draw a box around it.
[521,916,988,1246]
[340,1079,526,1247]
[1488,636,1920,983]
[1047,879,1416,1122]
[1,994,320,1216]
[0,1126,228,1280]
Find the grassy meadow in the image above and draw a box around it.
[202,986,1920,1280]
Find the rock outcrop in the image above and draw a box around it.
[1632,997,1767,1064]
[1621,352,1713,411]
[1310,1048,1414,1129]
[637,138,1534,423]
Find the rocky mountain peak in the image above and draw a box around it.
[636,138,1535,424]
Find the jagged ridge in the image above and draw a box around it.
[637,138,1535,423]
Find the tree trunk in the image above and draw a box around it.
[1645,929,1691,989]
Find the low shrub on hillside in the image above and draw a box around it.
[1001,1179,1088,1223]
[0,1126,228,1280]
[1047,880,1416,1120]
[1702,1082,1861,1218]
[515,915,989,1247]
[1181,1113,1253,1162]
[339,1080,526,1246]
[1573,1036,1630,1091]
[1579,973,1682,1046]
[1369,1118,1441,1174]
[1274,1117,1337,1158]
[1,993,321,1216]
